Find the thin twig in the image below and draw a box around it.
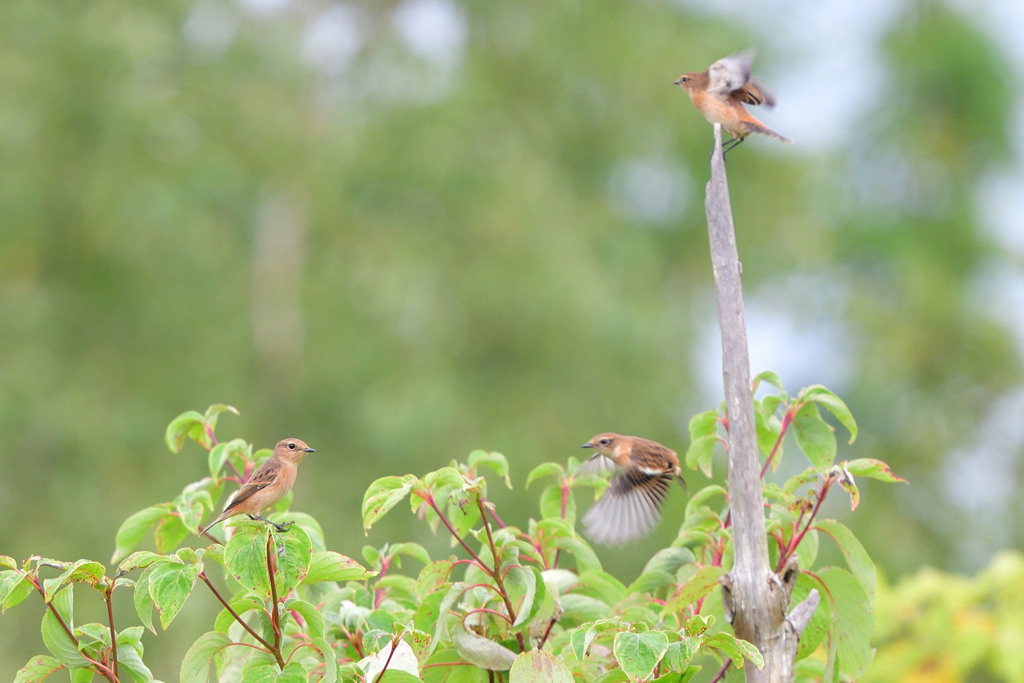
[103,584,120,682]
[777,476,834,573]
[266,533,286,669]
[477,498,527,652]
[199,572,275,652]
[760,409,794,478]
[31,581,117,682]
[372,633,401,683]
[418,492,487,568]
[710,657,732,683]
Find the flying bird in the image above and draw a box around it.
[199,438,315,536]
[674,50,791,152]
[578,433,684,546]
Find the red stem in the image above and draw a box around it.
[266,534,286,669]
[31,580,118,682]
[103,584,120,682]
[418,492,487,569]
[760,408,794,478]
[199,572,275,652]
[776,477,833,573]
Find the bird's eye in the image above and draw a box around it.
[681,76,689,82]
[288,442,296,449]
[599,438,611,446]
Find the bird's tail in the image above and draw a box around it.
[744,119,791,143]
[199,513,226,537]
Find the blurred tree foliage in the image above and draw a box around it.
[0,0,1020,678]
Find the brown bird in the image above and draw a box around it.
[199,438,315,536]
[674,50,791,152]
[578,433,684,546]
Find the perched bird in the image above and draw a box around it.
[674,50,791,152]
[579,433,684,546]
[199,438,315,536]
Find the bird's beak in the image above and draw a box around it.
[303,447,316,453]
[673,79,680,85]
[580,443,594,449]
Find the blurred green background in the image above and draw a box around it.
[3,0,1023,678]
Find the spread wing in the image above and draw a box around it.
[223,458,281,512]
[707,50,754,98]
[707,50,775,107]
[582,466,675,546]
[578,453,618,476]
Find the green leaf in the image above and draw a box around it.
[0,555,16,570]
[115,629,154,683]
[569,624,598,663]
[509,649,573,683]
[613,631,669,681]
[576,570,626,606]
[663,638,698,672]
[154,513,190,554]
[507,566,543,627]
[209,438,250,480]
[165,410,209,453]
[700,632,764,668]
[18,655,64,683]
[628,571,675,594]
[311,636,339,683]
[684,486,727,519]
[782,467,820,495]
[133,567,156,633]
[111,506,171,564]
[792,575,829,661]
[203,403,239,427]
[413,589,446,639]
[42,560,106,602]
[755,403,784,470]
[362,475,417,533]
[526,462,565,488]
[224,525,274,596]
[148,560,200,629]
[661,566,725,616]
[286,599,326,639]
[276,661,309,683]
[1,570,34,612]
[41,587,89,668]
[685,434,720,478]
[815,567,874,678]
[792,403,836,471]
[389,542,433,567]
[801,385,857,444]
[844,459,907,484]
[116,551,165,574]
[14,655,63,683]
[560,593,612,622]
[688,409,720,441]
[468,450,511,487]
[451,624,517,670]
[303,550,374,585]
[753,370,784,391]
[638,544,696,577]
[551,536,602,574]
[538,484,573,522]
[429,582,467,656]
[270,526,312,595]
[180,631,231,683]
[213,594,263,633]
[417,560,454,595]
[423,467,464,492]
